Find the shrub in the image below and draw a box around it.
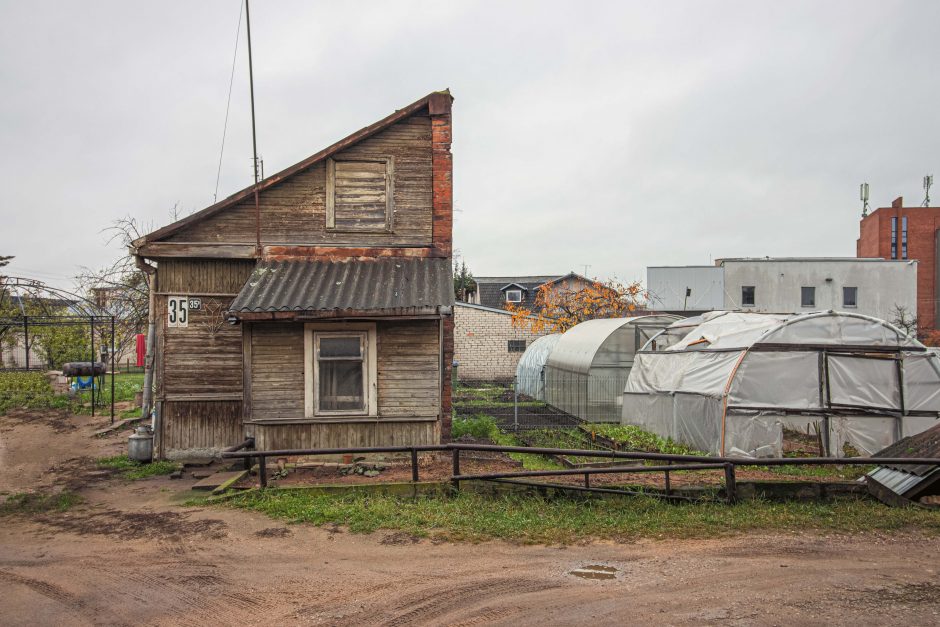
[0,371,64,415]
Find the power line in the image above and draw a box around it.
[213,1,245,204]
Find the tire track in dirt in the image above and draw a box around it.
[372,577,562,626]
[0,569,105,623]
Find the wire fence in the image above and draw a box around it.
[453,373,629,431]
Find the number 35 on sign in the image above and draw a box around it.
[167,297,189,328]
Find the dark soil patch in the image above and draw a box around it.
[254,526,292,538]
[36,508,228,541]
[380,531,422,545]
[2,408,77,433]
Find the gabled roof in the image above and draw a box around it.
[133,90,452,248]
[499,282,529,291]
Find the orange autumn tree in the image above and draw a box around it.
[507,278,647,334]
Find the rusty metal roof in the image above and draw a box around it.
[228,258,453,319]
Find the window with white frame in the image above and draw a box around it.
[505,289,523,303]
[305,323,377,417]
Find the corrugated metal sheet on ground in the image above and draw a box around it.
[229,258,454,314]
[872,423,940,476]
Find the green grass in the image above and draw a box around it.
[452,414,501,440]
[73,373,145,414]
[587,424,705,456]
[96,455,180,480]
[0,491,82,516]
[0,371,70,415]
[491,431,564,470]
[213,490,940,544]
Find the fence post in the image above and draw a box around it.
[664,460,671,496]
[513,376,519,430]
[724,462,737,504]
[259,455,268,489]
[451,448,461,492]
[411,448,419,483]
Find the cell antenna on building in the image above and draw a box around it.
[924,175,934,207]
[860,182,870,217]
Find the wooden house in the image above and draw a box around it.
[131,91,455,459]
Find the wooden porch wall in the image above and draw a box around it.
[161,401,242,457]
[164,114,433,246]
[252,420,439,451]
[154,259,255,457]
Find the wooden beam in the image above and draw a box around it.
[136,243,257,259]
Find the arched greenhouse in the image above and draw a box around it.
[543,315,681,423]
[515,333,562,400]
[622,311,940,458]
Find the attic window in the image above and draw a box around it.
[326,157,394,232]
[505,289,523,303]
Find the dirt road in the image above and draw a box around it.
[1,411,938,626]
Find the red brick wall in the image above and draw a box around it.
[858,204,940,329]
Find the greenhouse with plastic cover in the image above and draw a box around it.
[515,333,561,401]
[542,315,680,423]
[621,311,940,458]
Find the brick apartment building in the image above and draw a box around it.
[453,302,550,382]
[858,196,940,329]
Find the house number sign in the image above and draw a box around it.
[167,296,189,328]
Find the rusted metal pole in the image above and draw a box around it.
[411,448,419,482]
[664,460,671,496]
[258,455,267,489]
[451,448,460,491]
[245,0,262,254]
[724,462,736,504]
[584,472,590,489]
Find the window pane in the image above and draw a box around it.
[319,360,364,411]
[843,286,857,307]
[801,286,815,307]
[741,286,755,307]
[320,336,362,358]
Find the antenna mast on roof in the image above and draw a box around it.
[860,182,870,217]
[245,0,261,254]
[924,175,934,207]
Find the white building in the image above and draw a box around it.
[648,257,917,323]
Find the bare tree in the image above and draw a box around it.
[890,304,918,337]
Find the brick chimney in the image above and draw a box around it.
[892,196,904,208]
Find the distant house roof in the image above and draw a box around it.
[228,258,453,320]
[472,272,592,310]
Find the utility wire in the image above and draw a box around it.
[214,1,245,203]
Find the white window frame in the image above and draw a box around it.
[505,289,523,303]
[304,322,378,418]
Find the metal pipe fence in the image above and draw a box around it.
[221,441,940,504]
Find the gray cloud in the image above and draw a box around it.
[1,0,937,289]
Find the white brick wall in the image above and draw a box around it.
[453,303,550,382]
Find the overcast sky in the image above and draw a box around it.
[1,0,938,290]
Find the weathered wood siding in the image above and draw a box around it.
[161,401,242,458]
[154,259,254,456]
[245,320,441,448]
[156,259,255,294]
[252,420,439,450]
[165,114,432,246]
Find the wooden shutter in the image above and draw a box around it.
[326,157,394,231]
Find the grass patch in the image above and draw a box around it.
[72,373,145,415]
[0,371,69,415]
[587,423,704,456]
[215,489,940,544]
[491,431,564,470]
[96,455,179,480]
[452,414,500,440]
[0,491,81,516]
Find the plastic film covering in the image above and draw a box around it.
[515,334,561,400]
[729,351,820,409]
[903,353,940,412]
[543,315,680,423]
[622,310,940,458]
[763,313,916,347]
[827,354,901,409]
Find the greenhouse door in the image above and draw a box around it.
[824,352,903,454]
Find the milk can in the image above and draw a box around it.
[128,426,154,463]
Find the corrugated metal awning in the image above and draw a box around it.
[228,258,454,320]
